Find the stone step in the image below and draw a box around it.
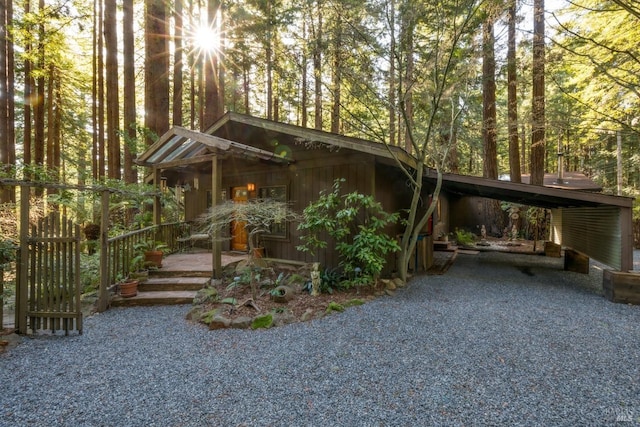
[149,270,211,279]
[111,290,197,307]
[139,276,210,292]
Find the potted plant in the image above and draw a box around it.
[128,252,153,282]
[118,275,139,298]
[133,240,168,268]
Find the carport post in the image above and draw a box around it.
[211,156,222,278]
[621,207,633,272]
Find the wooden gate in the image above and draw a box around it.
[16,212,83,335]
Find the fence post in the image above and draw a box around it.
[0,265,3,330]
[97,189,110,312]
[17,185,29,334]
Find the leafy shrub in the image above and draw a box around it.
[454,229,475,246]
[297,179,400,286]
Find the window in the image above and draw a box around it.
[258,185,288,239]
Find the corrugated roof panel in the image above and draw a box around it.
[147,135,184,163]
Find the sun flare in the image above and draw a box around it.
[193,23,219,55]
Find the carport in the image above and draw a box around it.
[425,171,634,272]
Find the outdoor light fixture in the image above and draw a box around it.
[160,177,168,192]
[247,183,256,192]
[193,177,199,190]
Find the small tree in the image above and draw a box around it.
[297,179,400,286]
[197,198,298,300]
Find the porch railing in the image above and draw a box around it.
[99,222,190,310]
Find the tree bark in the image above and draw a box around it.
[105,0,121,179]
[123,0,137,183]
[145,0,170,142]
[530,0,546,185]
[388,0,396,146]
[330,13,342,134]
[507,0,521,183]
[97,0,105,177]
[203,0,221,129]
[313,0,323,130]
[173,0,183,127]
[482,17,497,180]
[300,19,308,127]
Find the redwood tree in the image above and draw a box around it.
[530,0,546,185]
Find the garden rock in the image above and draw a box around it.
[230,317,253,329]
[209,315,231,330]
[393,277,405,288]
[272,311,296,327]
[193,287,218,305]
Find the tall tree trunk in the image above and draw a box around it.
[105,0,120,179]
[6,0,15,201]
[34,0,45,173]
[388,0,396,146]
[0,0,10,202]
[530,0,546,185]
[145,0,170,141]
[203,0,221,129]
[24,0,32,181]
[301,19,308,127]
[507,0,521,183]
[266,0,273,120]
[173,0,183,127]
[313,0,323,130]
[330,13,342,134]
[401,5,414,153]
[97,0,105,177]
[482,17,497,180]
[123,0,137,183]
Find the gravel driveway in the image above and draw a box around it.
[1,251,639,426]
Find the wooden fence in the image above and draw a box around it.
[16,212,82,335]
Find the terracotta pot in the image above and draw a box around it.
[119,280,139,298]
[144,250,163,268]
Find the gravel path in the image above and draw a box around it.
[1,251,639,426]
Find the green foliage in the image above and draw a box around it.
[325,301,345,314]
[0,239,16,266]
[201,309,221,324]
[133,240,168,253]
[221,297,237,306]
[79,253,101,293]
[454,229,475,246]
[251,313,273,329]
[297,179,400,286]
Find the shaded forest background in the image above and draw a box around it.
[0,0,638,221]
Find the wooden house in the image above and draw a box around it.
[136,112,424,275]
[137,112,635,277]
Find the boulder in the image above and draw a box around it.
[209,315,231,330]
[230,317,253,329]
[193,287,218,305]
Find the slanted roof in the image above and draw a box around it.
[136,126,293,168]
[136,112,632,211]
[425,170,632,209]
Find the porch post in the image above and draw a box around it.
[97,189,110,312]
[211,156,222,278]
[153,167,161,226]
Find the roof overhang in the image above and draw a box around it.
[425,170,633,209]
[136,126,294,168]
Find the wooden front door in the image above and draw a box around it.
[231,186,249,251]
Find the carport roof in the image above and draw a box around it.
[425,170,633,209]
